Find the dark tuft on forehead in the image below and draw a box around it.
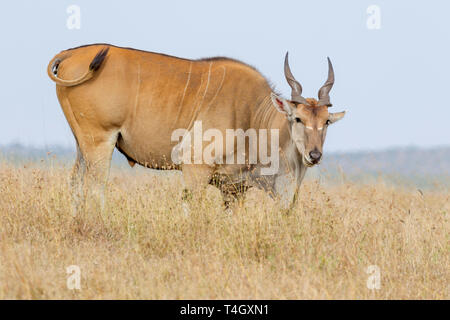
[297,98,329,118]
[305,98,319,106]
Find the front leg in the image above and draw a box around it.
[274,173,298,212]
[181,164,214,215]
[219,182,249,214]
[288,164,308,211]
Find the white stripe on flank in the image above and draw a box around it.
[207,66,226,108]
[179,61,192,109]
[174,62,193,124]
[201,61,213,103]
[185,61,212,132]
[132,63,141,120]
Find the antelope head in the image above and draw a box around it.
[271,53,345,167]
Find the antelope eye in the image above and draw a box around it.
[326,120,331,125]
[295,117,302,123]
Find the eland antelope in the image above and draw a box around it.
[47,44,345,213]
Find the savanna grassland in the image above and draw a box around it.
[0,159,448,299]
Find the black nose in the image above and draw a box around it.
[309,150,322,163]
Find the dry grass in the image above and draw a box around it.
[0,160,448,299]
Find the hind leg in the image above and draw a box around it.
[56,87,123,218]
[69,144,86,216]
[75,130,119,216]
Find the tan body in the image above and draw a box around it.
[48,44,344,213]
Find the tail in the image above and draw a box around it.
[47,47,109,87]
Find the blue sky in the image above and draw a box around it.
[0,0,449,151]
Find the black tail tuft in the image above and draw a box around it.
[89,47,109,71]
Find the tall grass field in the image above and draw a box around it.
[0,154,448,299]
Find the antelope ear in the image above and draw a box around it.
[328,111,346,123]
[271,93,293,117]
